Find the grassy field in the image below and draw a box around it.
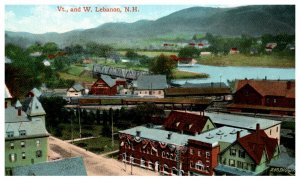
[73,137,119,154]
[58,72,96,82]
[173,70,209,79]
[198,54,295,68]
[66,64,86,76]
[118,51,177,58]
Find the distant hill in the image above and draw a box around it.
[5,5,295,48]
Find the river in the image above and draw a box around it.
[173,64,295,85]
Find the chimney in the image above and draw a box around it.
[167,132,172,139]
[287,81,291,90]
[136,130,141,137]
[236,131,240,140]
[211,82,214,87]
[265,76,267,80]
[256,123,260,131]
[18,108,21,116]
[5,102,7,108]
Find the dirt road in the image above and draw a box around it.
[48,136,158,176]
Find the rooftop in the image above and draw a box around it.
[29,87,42,97]
[100,75,116,87]
[70,83,84,92]
[119,125,249,147]
[235,79,295,99]
[204,112,281,130]
[5,85,12,99]
[5,107,49,139]
[165,87,231,96]
[164,111,212,134]
[26,96,46,116]
[181,82,228,88]
[136,74,167,90]
[12,157,87,176]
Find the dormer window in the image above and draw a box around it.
[189,124,193,129]
[6,131,14,138]
[19,130,26,136]
[176,122,180,127]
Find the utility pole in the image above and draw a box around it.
[111,109,114,148]
[78,105,82,139]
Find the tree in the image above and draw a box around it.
[86,42,113,59]
[43,42,59,54]
[125,50,139,59]
[149,54,176,80]
[178,46,200,58]
[132,103,164,125]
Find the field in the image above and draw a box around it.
[198,54,295,68]
[56,123,120,154]
[58,72,96,82]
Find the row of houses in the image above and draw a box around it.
[118,110,281,176]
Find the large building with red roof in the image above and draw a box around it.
[227,79,295,116]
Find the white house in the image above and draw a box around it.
[133,75,168,98]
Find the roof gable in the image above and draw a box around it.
[5,85,12,99]
[26,96,46,116]
[237,130,278,164]
[100,75,116,87]
[30,88,42,97]
[164,111,211,134]
[70,83,84,92]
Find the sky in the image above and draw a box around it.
[5,4,241,34]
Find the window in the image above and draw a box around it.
[243,163,249,170]
[6,131,14,138]
[270,129,272,135]
[10,143,14,149]
[19,130,26,136]
[195,161,204,171]
[36,150,42,158]
[229,159,235,167]
[21,141,25,148]
[206,151,210,158]
[10,154,16,162]
[198,150,201,157]
[230,148,236,156]
[222,158,226,165]
[274,99,277,103]
[276,126,279,132]
[36,140,40,147]
[238,150,246,158]
[266,98,270,104]
[162,151,165,158]
[237,161,243,168]
[22,152,26,159]
[245,91,249,96]
[190,148,193,155]
[158,91,161,94]
[206,125,210,130]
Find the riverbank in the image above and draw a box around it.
[198,54,295,68]
[173,69,209,79]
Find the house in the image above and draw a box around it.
[164,111,215,135]
[215,127,280,176]
[165,86,232,101]
[67,83,85,97]
[29,52,42,57]
[265,43,277,52]
[90,75,126,96]
[200,52,212,56]
[187,126,250,176]
[5,85,49,175]
[43,59,51,67]
[134,75,167,98]
[227,79,295,116]
[5,56,12,64]
[12,157,87,176]
[229,48,239,54]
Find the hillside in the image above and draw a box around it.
[5,5,295,48]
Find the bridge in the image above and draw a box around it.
[93,64,149,80]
